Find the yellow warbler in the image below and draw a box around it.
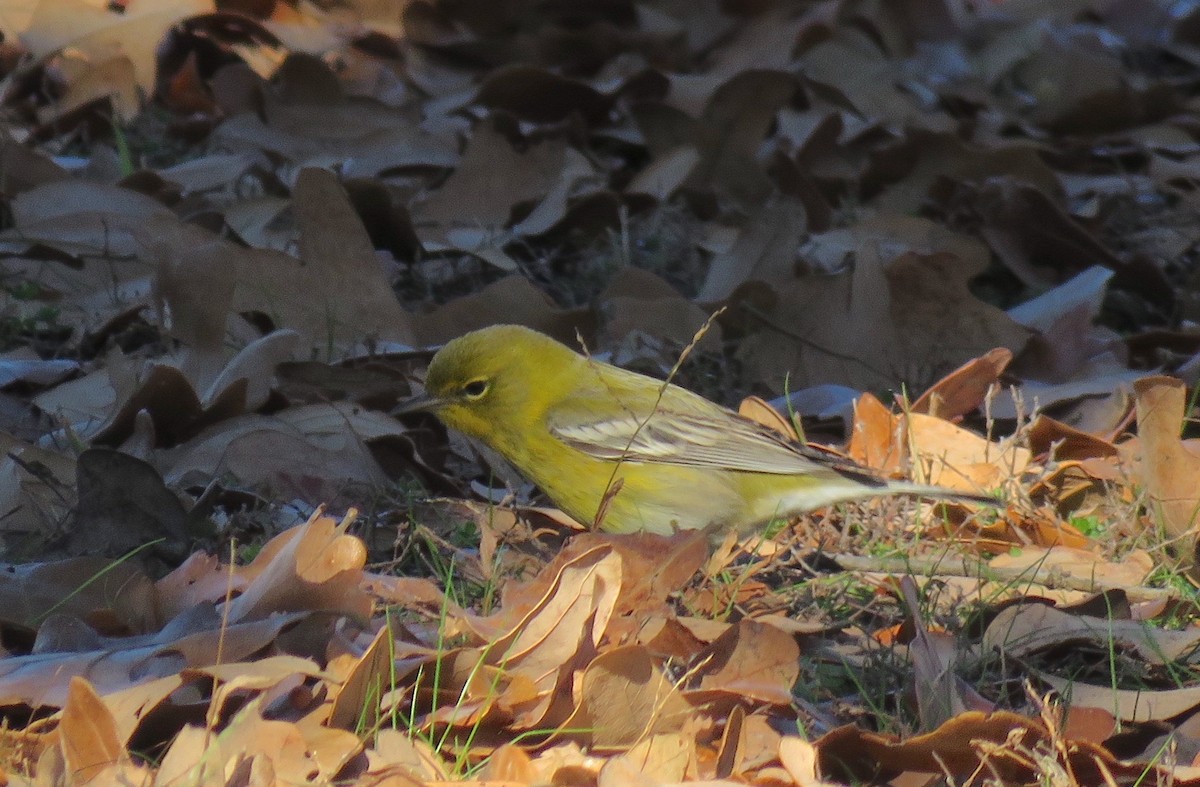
[405,325,994,536]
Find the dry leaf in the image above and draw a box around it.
[575,645,692,748]
[58,676,123,782]
[224,508,371,623]
[1133,375,1200,571]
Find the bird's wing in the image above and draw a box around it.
[550,406,878,479]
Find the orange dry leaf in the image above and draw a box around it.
[326,625,397,731]
[947,506,1089,551]
[57,677,125,783]
[873,623,904,647]
[365,729,448,782]
[687,619,799,707]
[848,393,1029,493]
[1133,375,1200,571]
[475,743,539,782]
[1027,414,1120,461]
[912,347,1012,420]
[597,731,698,784]
[224,507,371,623]
[637,617,711,661]
[814,711,1090,784]
[738,394,801,440]
[156,697,359,784]
[568,531,709,620]
[907,412,1029,492]
[411,546,624,738]
[573,645,692,749]
[488,546,622,730]
[683,578,775,619]
[848,392,907,475]
[779,735,831,786]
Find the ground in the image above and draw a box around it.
[0,0,1199,784]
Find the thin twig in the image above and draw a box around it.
[831,553,1177,602]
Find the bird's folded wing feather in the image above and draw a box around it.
[550,407,866,476]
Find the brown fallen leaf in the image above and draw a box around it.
[90,363,247,448]
[737,214,1031,394]
[906,411,1029,492]
[814,711,1152,785]
[597,731,698,785]
[0,612,305,707]
[779,735,836,787]
[687,619,799,707]
[416,119,567,246]
[738,395,800,441]
[69,448,193,562]
[899,578,971,732]
[156,696,360,785]
[601,267,722,353]
[1032,668,1200,726]
[153,233,236,394]
[475,742,539,782]
[0,135,68,194]
[638,618,711,662]
[365,728,447,782]
[573,644,692,749]
[163,402,407,502]
[1133,375,1200,574]
[97,673,184,749]
[802,29,929,126]
[911,347,1013,420]
[983,601,1200,668]
[565,530,709,619]
[625,145,700,201]
[847,392,907,476]
[975,179,1172,304]
[697,198,807,303]
[326,624,395,732]
[475,64,612,125]
[224,507,371,623]
[1027,414,1121,461]
[57,676,125,783]
[636,69,797,204]
[847,392,1029,493]
[20,0,209,96]
[291,167,416,347]
[414,275,593,347]
[0,556,148,632]
[487,546,622,730]
[866,129,1061,216]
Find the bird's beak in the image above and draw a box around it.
[393,391,448,416]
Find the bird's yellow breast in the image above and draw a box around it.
[513,428,743,535]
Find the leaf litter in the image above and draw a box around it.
[4,0,1200,784]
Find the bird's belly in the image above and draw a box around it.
[521,448,740,535]
[599,466,741,535]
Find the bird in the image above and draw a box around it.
[400,324,996,537]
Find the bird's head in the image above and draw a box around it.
[404,324,580,444]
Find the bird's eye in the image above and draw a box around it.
[462,379,489,398]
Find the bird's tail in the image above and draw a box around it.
[877,482,1000,507]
